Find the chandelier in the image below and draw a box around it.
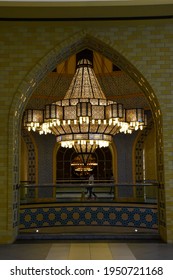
[71,154,98,174]
[23,58,147,164]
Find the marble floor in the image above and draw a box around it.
[0,241,173,260]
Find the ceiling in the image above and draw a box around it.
[0,1,173,19]
[2,1,171,114]
[27,59,149,111]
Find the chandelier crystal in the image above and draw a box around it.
[23,58,147,164]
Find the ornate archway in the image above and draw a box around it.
[9,32,165,240]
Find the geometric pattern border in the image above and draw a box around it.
[20,205,158,229]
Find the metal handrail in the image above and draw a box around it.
[20,180,159,188]
[19,181,159,205]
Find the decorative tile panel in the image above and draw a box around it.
[20,205,158,230]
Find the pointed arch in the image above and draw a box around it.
[8,32,165,240]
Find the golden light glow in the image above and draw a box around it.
[23,58,147,164]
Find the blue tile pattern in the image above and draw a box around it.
[20,205,158,229]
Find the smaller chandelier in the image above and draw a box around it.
[71,154,97,174]
[23,58,147,164]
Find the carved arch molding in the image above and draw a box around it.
[11,33,165,236]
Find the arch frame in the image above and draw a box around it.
[8,32,165,241]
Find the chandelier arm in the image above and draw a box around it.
[96,123,100,133]
[58,126,64,135]
[60,124,66,134]
[102,123,111,134]
[109,125,119,135]
[67,123,73,135]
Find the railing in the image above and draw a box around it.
[19,180,158,204]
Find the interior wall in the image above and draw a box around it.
[31,133,56,184]
[20,137,28,182]
[114,132,138,184]
[144,126,157,181]
[21,129,157,200]
[0,19,172,243]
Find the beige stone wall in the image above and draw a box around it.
[144,127,157,181]
[0,19,173,243]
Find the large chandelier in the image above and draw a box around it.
[23,58,147,164]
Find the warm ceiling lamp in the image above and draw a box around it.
[23,58,147,164]
[71,154,97,173]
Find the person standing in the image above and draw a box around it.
[87,173,97,199]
